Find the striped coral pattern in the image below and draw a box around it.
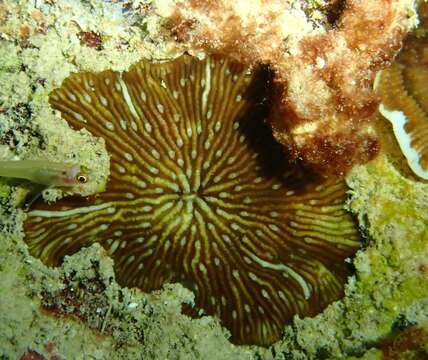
[378,35,428,178]
[24,54,360,345]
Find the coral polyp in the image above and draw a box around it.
[24,54,360,346]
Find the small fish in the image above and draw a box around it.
[0,160,89,187]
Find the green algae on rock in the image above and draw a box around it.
[24,54,360,346]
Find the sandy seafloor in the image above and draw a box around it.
[0,0,428,359]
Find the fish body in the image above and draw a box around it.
[0,160,87,187]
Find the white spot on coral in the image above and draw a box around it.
[138,180,147,188]
[105,122,114,130]
[125,192,135,199]
[261,289,270,299]
[222,234,231,243]
[140,91,147,102]
[72,112,85,122]
[268,224,280,232]
[151,149,160,159]
[144,123,152,133]
[109,240,120,254]
[99,95,108,107]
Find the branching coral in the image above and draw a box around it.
[161,0,417,175]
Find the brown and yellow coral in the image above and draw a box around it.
[161,0,416,176]
[377,4,428,181]
[24,54,360,346]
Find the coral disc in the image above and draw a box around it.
[378,33,428,180]
[24,54,360,346]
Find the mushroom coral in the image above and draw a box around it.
[24,54,360,346]
[377,2,428,181]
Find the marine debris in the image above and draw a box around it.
[377,3,428,181]
[161,0,417,176]
[24,54,360,346]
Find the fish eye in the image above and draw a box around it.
[76,174,88,183]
